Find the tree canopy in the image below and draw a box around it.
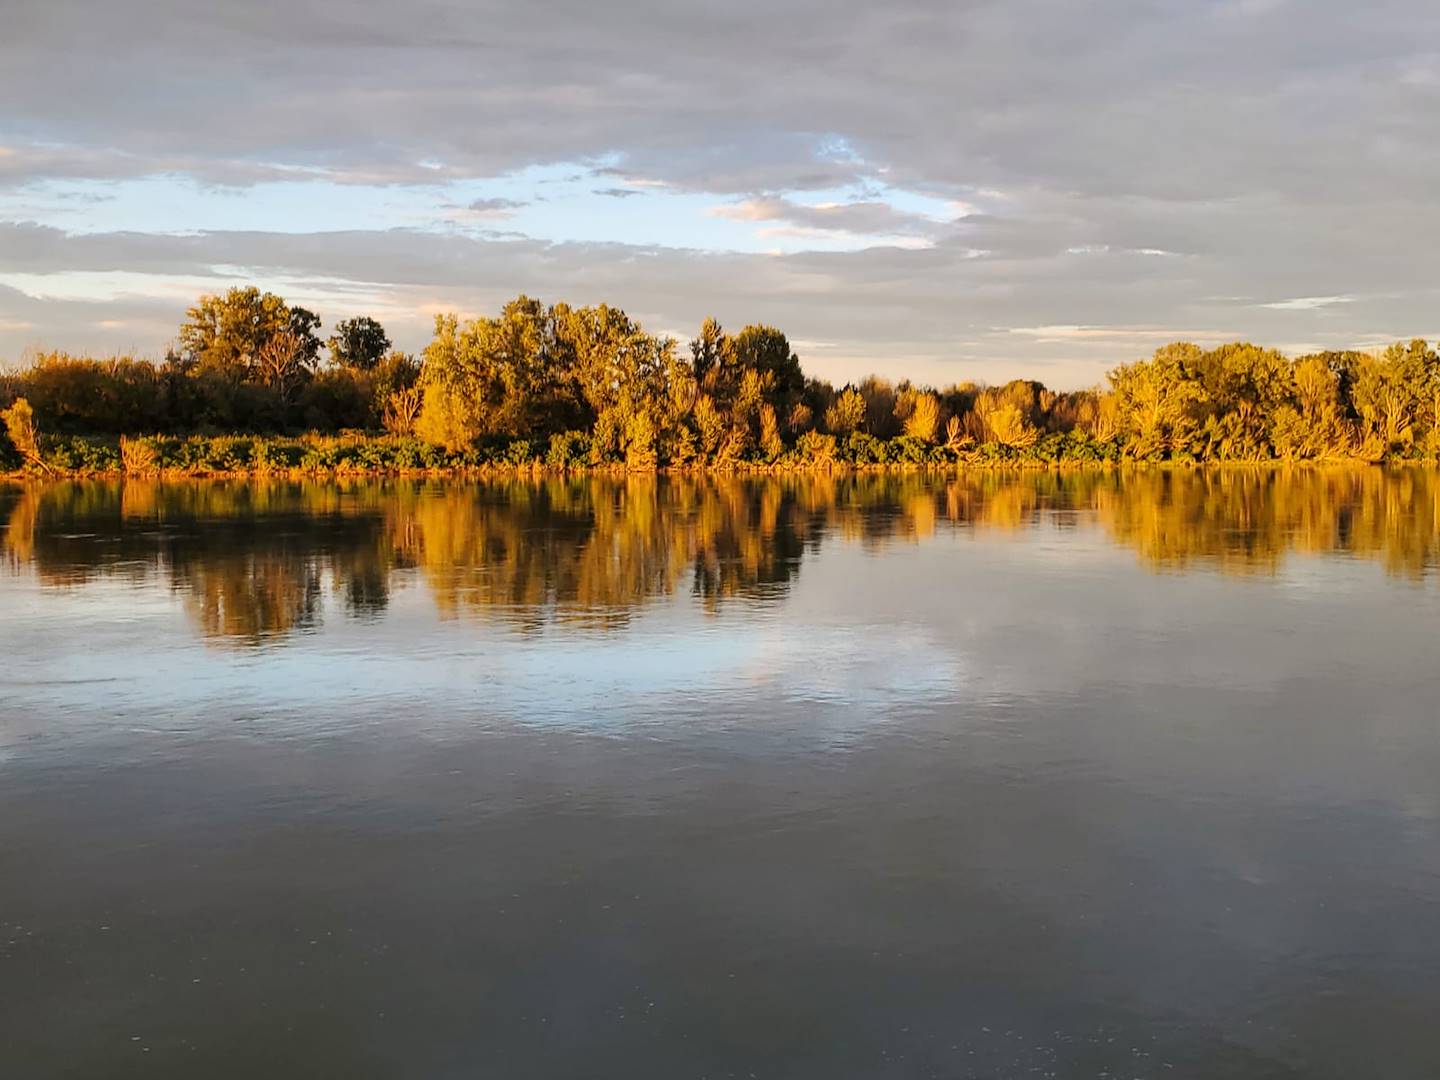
[5,285,1440,469]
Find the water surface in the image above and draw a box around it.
[2,469,1439,1078]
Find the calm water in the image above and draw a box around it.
[2,470,1439,1079]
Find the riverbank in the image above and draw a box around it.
[3,430,1427,481]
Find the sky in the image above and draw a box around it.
[2,0,1437,388]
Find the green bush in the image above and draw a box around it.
[0,430,21,471]
[252,439,303,472]
[888,435,933,464]
[43,436,121,472]
[843,431,888,465]
[973,441,1017,464]
[500,438,539,467]
[546,431,592,469]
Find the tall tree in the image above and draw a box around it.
[178,287,322,379]
[328,317,392,371]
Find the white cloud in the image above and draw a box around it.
[1258,295,1355,311]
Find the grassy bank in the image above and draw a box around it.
[4,429,1427,481]
[1,429,1124,478]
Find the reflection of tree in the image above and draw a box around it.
[0,484,38,570]
[1,479,398,644]
[395,476,819,627]
[1093,467,1440,578]
[183,553,324,641]
[4,468,1439,645]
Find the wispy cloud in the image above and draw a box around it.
[1257,295,1354,311]
[1007,325,1242,343]
[708,192,956,248]
[467,197,527,215]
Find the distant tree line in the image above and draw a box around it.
[3,285,1440,471]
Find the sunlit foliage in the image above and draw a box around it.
[3,285,1439,472]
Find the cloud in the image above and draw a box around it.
[1257,295,1354,311]
[1,0,1438,378]
[441,195,529,222]
[709,195,953,243]
[467,197,527,213]
[5,222,1436,388]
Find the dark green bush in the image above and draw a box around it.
[44,436,121,472]
[843,432,888,465]
[546,431,592,469]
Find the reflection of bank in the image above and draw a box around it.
[2,468,1438,644]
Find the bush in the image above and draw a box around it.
[792,430,837,466]
[119,435,161,473]
[843,431,888,465]
[546,431,592,469]
[500,439,539,467]
[0,425,19,471]
[20,354,167,434]
[44,436,121,472]
[3,397,41,466]
[299,368,373,431]
[972,441,1017,464]
[888,435,933,464]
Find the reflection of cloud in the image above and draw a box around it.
[738,624,965,705]
[493,621,964,730]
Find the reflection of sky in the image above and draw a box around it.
[0,553,966,754]
[6,485,1440,1078]
[5,520,1440,814]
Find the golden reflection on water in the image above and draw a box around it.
[3,468,1438,643]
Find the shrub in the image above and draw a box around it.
[250,439,295,471]
[44,436,121,472]
[3,397,42,466]
[119,435,161,474]
[843,431,888,465]
[889,435,933,464]
[0,424,19,471]
[546,431,592,469]
[793,430,837,466]
[500,438,539,467]
[299,368,373,431]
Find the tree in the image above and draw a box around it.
[690,318,730,386]
[1107,344,1208,460]
[254,330,308,403]
[1,397,43,469]
[982,404,1037,448]
[730,325,804,403]
[383,386,424,435]
[178,287,322,379]
[759,404,784,461]
[288,307,323,369]
[902,391,941,443]
[824,387,866,435]
[328,317,392,371]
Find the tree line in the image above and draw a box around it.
[3,285,1439,471]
